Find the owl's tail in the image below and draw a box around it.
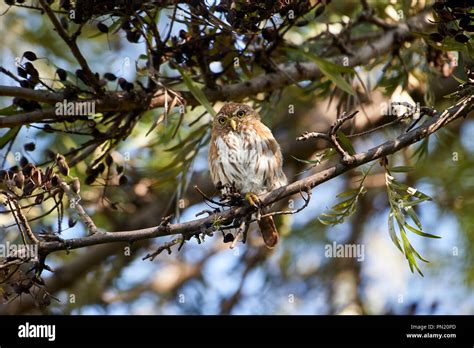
[258,216,279,248]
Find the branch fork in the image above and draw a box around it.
[297,110,359,165]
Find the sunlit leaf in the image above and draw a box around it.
[404,223,441,239]
[318,165,372,226]
[337,131,356,155]
[177,67,216,117]
[291,155,321,165]
[286,48,355,95]
[0,105,17,116]
[388,213,403,252]
[404,206,423,230]
[390,166,414,173]
[0,126,20,149]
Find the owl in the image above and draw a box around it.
[208,103,287,248]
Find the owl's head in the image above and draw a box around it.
[213,103,258,132]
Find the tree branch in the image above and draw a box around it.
[38,0,102,94]
[0,86,63,103]
[0,10,433,128]
[58,177,98,235]
[35,95,473,255]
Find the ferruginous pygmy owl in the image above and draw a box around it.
[208,103,287,248]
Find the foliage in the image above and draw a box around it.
[385,168,440,276]
[0,0,472,315]
[318,165,371,226]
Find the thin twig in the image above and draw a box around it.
[11,199,40,244]
[193,185,227,207]
[142,237,183,261]
[230,220,247,249]
[58,177,98,235]
[298,111,359,164]
[5,195,28,245]
[38,0,102,94]
[258,188,312,220]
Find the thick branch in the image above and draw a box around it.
[202,10,432,101]
[0,10,432,128]
[0,86,63,103]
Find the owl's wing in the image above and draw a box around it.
[254,123,288,190]
[208,135,220,187]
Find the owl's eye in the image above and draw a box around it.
[236,110,245,117]
[217,116,227,125]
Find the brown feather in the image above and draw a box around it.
[258,216,279,248]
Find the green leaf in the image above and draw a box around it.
[318,215,338,225]
[408,189,432,201]
[331,197,356,211]
[0,126,20,149]
[451,74,465,84]
[404,206,423,230]
[336,189,360,198]
[109,18,124,34]
[404,223,441,239]
[390,166,414,173]
[88,31,107,39]
[146,112,166,137]
[318,166,370,226]
[393,206,406,226]
[177,67,216,117]
[0,105,17,116]
[399,224,424,276]
[319,148,337,161]
[439,37,470,52]
[401,197,432,208]
[385,168,437,275]
[388,213,403,252]
[62,68,90,91]
[443,91,459,99]
[318,218,332,225]
[165,124,208,152]
[319,212,340,218]
[237,56,252,78]
[414,32,469,53]
[336,131,356,155]
[388,179,432,200]
[291,155,321,165]
[412,137,429,161]
[410,245,430,263]
[286,48,355,95]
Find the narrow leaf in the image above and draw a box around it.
[404,223,441,239]
[337,131,356,155]
[390,166,414,173]
[0,126,20,149]
[286,48,355,95]
[388,213,403,252]
[291,155,321,165]
[404,206,423,230]
[177,67,216,117]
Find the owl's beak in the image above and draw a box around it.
[229,118,237,131]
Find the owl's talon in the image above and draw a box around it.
[245,192,261,209]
